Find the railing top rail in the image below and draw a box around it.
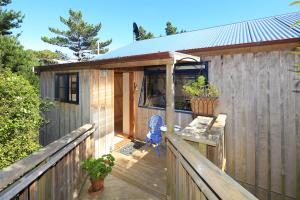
[0,123,95,192]
[167,133,258,200]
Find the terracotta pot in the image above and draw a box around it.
[191,97,218,116]
[89,178,104,192]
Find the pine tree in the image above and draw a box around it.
[0,0,24,35]
[165,21,178,35]
[41,9,112,61]
[136,26,154,41]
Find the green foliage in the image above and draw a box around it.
[40,98,55,126]
[81,154,115,180]
[183,75,219,97]
[0,71,41,169]
[0,0,24,35]
[165,21,186,35]
[28,49,68,65]
[136,26,154,41]
[0,35,40,89]
[41,9,112,61]
[165,21,178,35]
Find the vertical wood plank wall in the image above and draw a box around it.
[133,71,193,140]
[40,70,91,146]
[199,49,300,200]
[40,69,114,157]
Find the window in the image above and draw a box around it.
[55,73,79,104]
[138,62,208,111]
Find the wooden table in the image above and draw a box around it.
[176,114,227,169]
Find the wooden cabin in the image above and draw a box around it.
[5,12,298,199]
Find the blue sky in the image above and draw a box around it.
[7,0,299,55]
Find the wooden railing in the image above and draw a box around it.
[0,124,95,200]
[166,133,258,200]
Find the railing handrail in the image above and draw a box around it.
[167,133,258,200]
[0,124,95,193]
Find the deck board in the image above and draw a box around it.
[78,144,167,200]
[111,145,167,199]
[78,174,159,200]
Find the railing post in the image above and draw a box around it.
[166,61,175,135]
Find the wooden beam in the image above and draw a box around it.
[0,126,95,199]
[166,61,175,134]
[167,134,258,200]
[0,124,95,192]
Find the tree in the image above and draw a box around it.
[165,21,186,35]
[41,9,112,61]
[28,49,68,65]
[0,0,24,35]
[136,26,154,41]
[0,71,41,169]
[165,21,178,35]
[0,35,39,89]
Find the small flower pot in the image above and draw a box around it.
[191,97,218,116]
[88,178,104,196]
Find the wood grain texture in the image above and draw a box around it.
[167,134,257,200]
[40,70,91,146]
[203,50,300,199]
[0,125,95,200]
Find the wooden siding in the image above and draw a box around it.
[201,49,300,199]
[40,70,91,146]
[40,69,114,157]
[89,69,114,157]
[167,133,258,200]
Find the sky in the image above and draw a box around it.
[7,0,300,56]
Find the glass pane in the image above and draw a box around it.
[144,74,166,108]
[175,74,197,110]
[139,68,200,111]
[59,88,65,100]
[72,94,77,101]
[59,75,65,87]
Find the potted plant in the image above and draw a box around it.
[183,75,219,116]
[81,154,115,195]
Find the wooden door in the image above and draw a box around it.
[114,72,123,134]
[129,72,136,139]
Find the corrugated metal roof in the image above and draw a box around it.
[95,12,300,60]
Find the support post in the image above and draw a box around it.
[166,62,175,135]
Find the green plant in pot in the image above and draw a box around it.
[81,154,115,194]
[183,75,219,116]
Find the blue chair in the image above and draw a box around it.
[145,115,163,156]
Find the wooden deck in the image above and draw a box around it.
[78,174,160,200]
[79,144,167,200]
[112,145,167,199]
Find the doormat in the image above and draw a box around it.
[117,140,145,156]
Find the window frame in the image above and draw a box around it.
[54,72,79,104]
[138,61,209,113]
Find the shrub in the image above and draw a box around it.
[0,71,41,169]
[0,35,40,90]
[183,75,219,97]
[81,154,115,180]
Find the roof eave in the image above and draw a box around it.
[35,38,300,73]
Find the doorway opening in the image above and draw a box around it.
[113,71,136,149]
